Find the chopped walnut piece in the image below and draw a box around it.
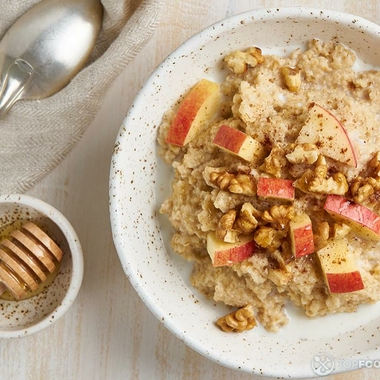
[312,172,348,194]
[224,47,264,74]
[229,174,257,195]
[216,304,257,332]
[204,167,245,190]
[216,210,238,243]
[293,155,348,195]
[313,221,330,251]
[254,226,286,252]
[281,66,302,92]
[260,146,287,178]
[314,154,328,178]
[216,203,260,242]
[234,203,260,235]
[269,244,294,271]
[369,151,380,177]
[207,170,256,196]
[350,152,380,204]
[351,179,376,204]
[313,221,351,251]
[261,205,295,230]
[286,143,319,164]
[350,175,380,205]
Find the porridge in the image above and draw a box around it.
[157,39,380,332]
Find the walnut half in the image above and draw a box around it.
[215,203,260,242]
[234,202,260,234]
[293,155,348,195]
[254,226,286,252]
[216,304,257,332]
[286,143,319,165]
[260,146,287,178]
[261,204,295,230]
[349,152,380,208]
[224,47,264,74]
[281,66,302,92]
[204,167,257,196]
[216,210,238,242]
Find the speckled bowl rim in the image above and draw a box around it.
[0,194,84,338]
[110,7,380,378]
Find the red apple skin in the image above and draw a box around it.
[207,232,255,267]
[212,124,247,152]
[315,104,357,167]
[326,272,364,293]
[165,79,220,146]
[289,213,315,258]
[292,225,314,257]
[316,237,365,293]
[256,177,295,200]
[212,242,255,267]
[212,124,265,163]
[296,103,357,167]
[324,194,380,240]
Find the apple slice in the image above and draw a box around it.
[212,124,265,164]
[289,213,315,257]
[206,232,255,267]
[257,177,295,200]
[316,238,364,293]
[165,79,220,146]
[324,194,380,241]
[295,103,357,167]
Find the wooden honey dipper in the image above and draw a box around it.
[0,222,63,300]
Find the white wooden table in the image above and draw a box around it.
[1,1,379,379]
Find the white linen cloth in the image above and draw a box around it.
[0,0,164,193]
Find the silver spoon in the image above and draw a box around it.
[0,0,103,119]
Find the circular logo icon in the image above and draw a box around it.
[312,353,335,376]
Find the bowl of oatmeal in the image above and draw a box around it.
[110,7,380,378]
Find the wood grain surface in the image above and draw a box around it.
[1,1,380,379]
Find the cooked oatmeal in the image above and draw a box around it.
[158,39,380,332]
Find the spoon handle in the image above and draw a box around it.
[0,59,34,119]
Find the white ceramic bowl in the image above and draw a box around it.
[110,7,380,378]
[0,194,83,338]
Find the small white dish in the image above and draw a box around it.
[110,7,380,378]
[0,194,83,338]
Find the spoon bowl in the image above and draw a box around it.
[0,0,103,118]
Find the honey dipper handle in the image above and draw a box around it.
[0,282,7,296]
